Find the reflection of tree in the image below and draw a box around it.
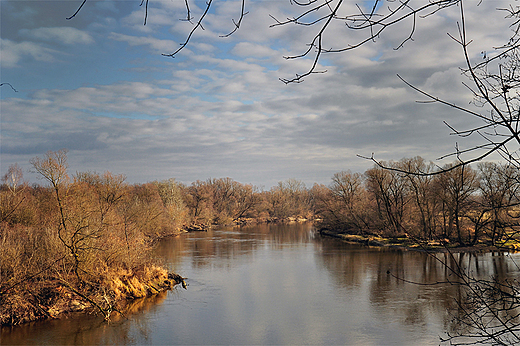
[156,223,315,270]
[314,239,520,339]
[0,292,169,345]
[440,252,520,345]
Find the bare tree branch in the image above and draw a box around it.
[162,0,213,58]
[140,0,150,25]
[220,0,249,38]
[66,0,87,20]
[0,83,18,92]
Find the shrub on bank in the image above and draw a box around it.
[0,152,186,326]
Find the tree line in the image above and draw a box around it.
[312,156,520,248]
[1,151,314,237]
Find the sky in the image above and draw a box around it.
[0,0,515,188]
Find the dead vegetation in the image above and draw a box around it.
[313,159,520,250]
[0,151,186,326]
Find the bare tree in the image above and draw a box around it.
[153,178,187,232]
[400,157,439,239]
[30,150,71,255]
[2,163,24,196]
[30,150,93,281]
[365,162,411,235]
[183,180,214,226]
[330,170,371,232]
[356,0,520,177]
[434,163,479,245]
[267,179,310,220]
[1,164,28,224]
[474,162,520,246]
[229,182,260,222]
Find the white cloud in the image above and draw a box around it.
[108,32,177,53]
[20,27,95,45]
[232,42,276,59]
[2,0,517,187]
[0,38,58,67]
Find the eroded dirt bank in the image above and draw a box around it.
[318,229,512,253]
[0,266,186,327]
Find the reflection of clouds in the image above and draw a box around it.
[157,223,316,271]
[216,245,336,344]
[158,224,417,343]
[157,223,360,344]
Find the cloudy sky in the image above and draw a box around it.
[0,0,514,188]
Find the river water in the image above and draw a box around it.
[3,223,520,345]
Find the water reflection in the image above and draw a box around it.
[155,223,315,270]
[1,291,169,345]
[4,223,520,345]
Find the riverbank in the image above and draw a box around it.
[2,222,469,345]
[0,265,186,327]
[182,216,313,232]
[318,229,514,253]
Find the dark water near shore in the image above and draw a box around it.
[3,223,520,345]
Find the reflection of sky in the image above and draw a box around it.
[149,224,447,345]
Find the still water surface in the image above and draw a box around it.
[3,223,520,345]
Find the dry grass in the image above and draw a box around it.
[105,265,172,300]
[0,264,179,326]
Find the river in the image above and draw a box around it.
[3,223,520,345]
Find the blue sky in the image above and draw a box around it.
[0,0,514,188]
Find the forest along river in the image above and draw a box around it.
[3,222,520,345]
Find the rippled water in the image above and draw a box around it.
[3,223,520,345]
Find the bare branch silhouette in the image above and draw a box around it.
[219,0,249,38]
[162,0,213,58]
[0,83,18,92]
[66,0,87,20]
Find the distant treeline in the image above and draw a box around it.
[313,157,520,248]
[1,165,314,240]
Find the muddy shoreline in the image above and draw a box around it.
[318,229,512,253]
[0,267,186,327]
